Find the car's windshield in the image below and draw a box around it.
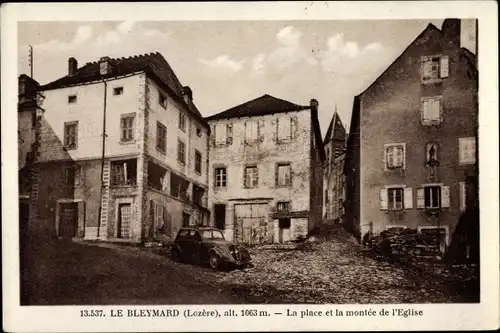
[201,230,225,240]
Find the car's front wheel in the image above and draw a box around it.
[208,252,221,270]
[171,249,181,262]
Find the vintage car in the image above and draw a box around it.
[170,227,252,270]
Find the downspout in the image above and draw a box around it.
[97,80,108,238]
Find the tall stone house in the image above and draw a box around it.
[18,74,44,239]
[205,95,325,244]
[323,111,347,223]
[343,19,478,258]
[35,52,210,242]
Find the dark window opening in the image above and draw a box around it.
[111,159,137,186]
[277,201,291,212]
[424,186,441,209]
[214,204,226,230]
[113,87,124,95]
[195,150,202,174]
[388,188,404,210]
[279,218,291,229]
[64,167,75,186]
[182,212,191,227]
[148,161,167,192]
[159,93,167,108]
[170,173,189,200]
[156,122,167,153]
[196,127,202,137]
[192,184,205,206]
[64,122,78,149]
[68,95,77,103]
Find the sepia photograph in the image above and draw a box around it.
[2,1,499,332]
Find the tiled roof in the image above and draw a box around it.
[40,52,205,122]
[204,94,310,121]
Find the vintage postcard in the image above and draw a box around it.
[2,1,499,332]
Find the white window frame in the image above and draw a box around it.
[384,143,406,170]
[458,137,476,165]
[417,183,450,210]
[276,163,292,187]
[214,167,227,188]
[244,165,259,188]
[421,54,449,84]
[120,113,135,142]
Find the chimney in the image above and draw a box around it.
[310,98,319,111]
[441,19,461,46]
[182,86,193,104]
[68,57,78,76]
[99,56,111,75]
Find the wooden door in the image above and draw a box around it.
[59,203,78,237]
[117,203,132,238]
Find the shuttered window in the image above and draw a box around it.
[245,121,259,143]
[244,166,259,188]
[384,143,406,170]
[417,185,450,209]
[380,187,413,210]
[276,163,291,187]
[120,114,135,142]
[421,55,449,83]
[459,137,476,165]
[421,97,442,125]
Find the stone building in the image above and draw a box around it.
[343,19,478,257]
[205,95,325,244]
[18,74,44,239]
[323,111,347,223]
[34,52,210,242]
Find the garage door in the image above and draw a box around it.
[234,204,269,245]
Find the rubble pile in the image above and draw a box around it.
[216,232,477,304]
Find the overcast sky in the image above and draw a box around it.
[18,19,444,136]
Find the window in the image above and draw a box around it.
[111,159,137,186]
[156,122,167,153]
[245,121,259,143]
[417,185,450,210]
[194,150,202,174]
[74,165,81,186]
[177,140,186,165]
[155,204,164,230]
[120,114,135,142]
[459,137,476,165]
[384,143,405,170]
[64,167,75,186]
[179,112,186,132]
[170,173,189,199]
[325,190,329,204]
[64,121,78,149]
[244,166,259,188]
[182,212,191,227]
[279,218,291,229]
[215,167,227,188]
[215,123,232,145]
[113,87,123,95]
[196,127,202,137]
[421,96,442,125]
[192,184,205,206]
[68,95,77,103]
[388,188,404,210]
[421,55,449,83]
[277,118,292,141]
[159,93,167,108]
[426,142,440,167]
[380,186,413,211]
[276,163,291,187]
[277,201,291,212]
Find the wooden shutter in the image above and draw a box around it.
[258,120,265,142]
[380,188,388,210]
[210,125,215,147]
[291,117,298,139]
[421,99,430,125]
[162,206,171,236]
[459,182,466,212]
[417,187,425,209]
[404,187,413,209]
[226,123,233,144]
[440,55,449,78]
[77,201,86,238]
[441,186,450,208]
[149,200,155,238]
